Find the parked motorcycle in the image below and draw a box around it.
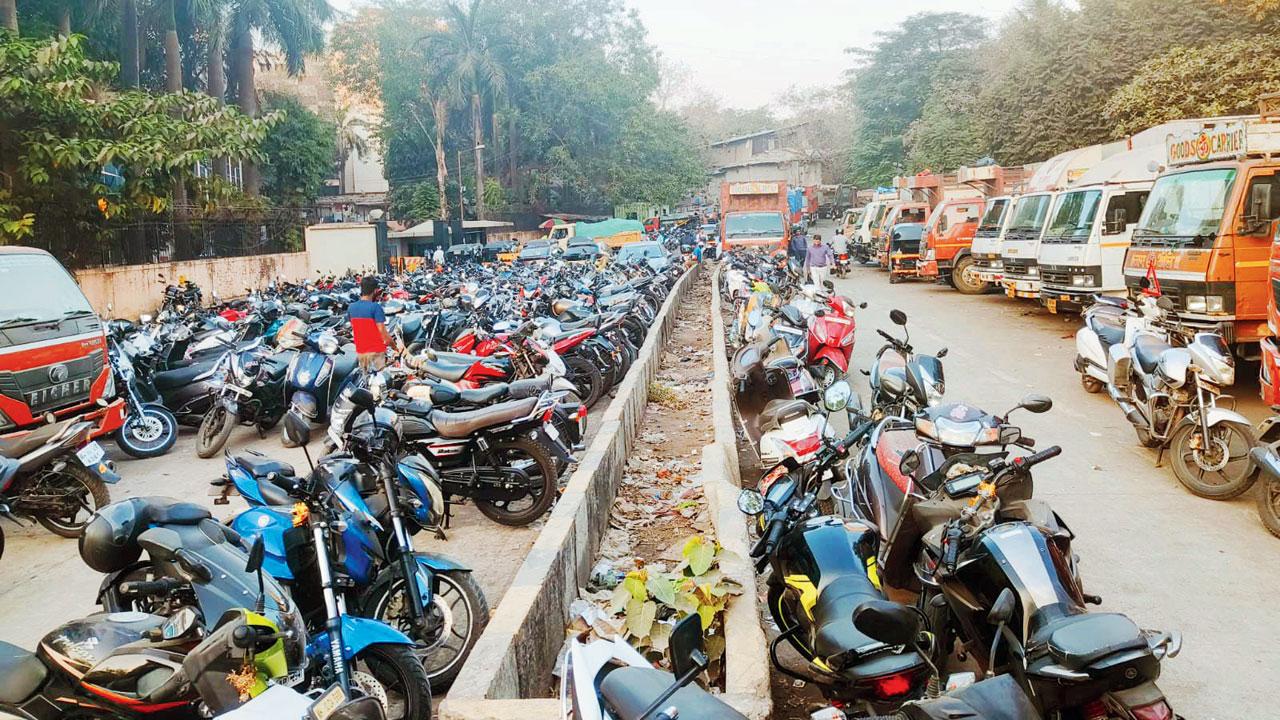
[866,310,946,418]
[197,337,294,458]
[280,327,358,447]
[1249,428,1280,538]
[732,334,820,465]
[562,613,748,720]
[1106,295,1256,499]
[1073,295,1131,394]
[107,331,179,458]
[0,417,117,541]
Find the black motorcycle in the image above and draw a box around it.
[0,418,118,543]
[196,338,293,458]
[866,310,946,418]
[107,331,179,458]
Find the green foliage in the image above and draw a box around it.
[388,181,441,224]
[608,534,742,664]
[905,58,989,172]
[1105,36,1280,135]
[259,92,336,205]
[0,34,273,250]
[482,177,505,211]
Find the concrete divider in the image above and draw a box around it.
[438,266,698,720]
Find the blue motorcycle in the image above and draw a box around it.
[221,399,486,692]
[280,327,359,448]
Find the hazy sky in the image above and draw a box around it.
[628,0,1023,108]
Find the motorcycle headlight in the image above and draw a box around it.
[1072,275,1091,287]
[1205,295,1225,313]
[317,334,340,355]
[1185,295,1206,313]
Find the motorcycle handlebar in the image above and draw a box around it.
[120,577,182,597]
[1013,445,1061,470]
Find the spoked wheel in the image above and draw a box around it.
[1256,474,1280,538]
[196,404,236,458]
[474,438,558,526]
[366,570,490,693]
[1169,422,1258,500]
[31,464,110,538]
[115,403,178,459]
[350,644,432,720]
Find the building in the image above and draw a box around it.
[706,125,826,202]
[388,219,515,257]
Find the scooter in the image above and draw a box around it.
[1073,295,1132,394]
[732,334,820,465]
[805,293,862,388]
[562,613,747,720]
[1106,295,1256,500]
[280,328,359,447]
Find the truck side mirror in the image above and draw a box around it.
[1248,182,1274,232]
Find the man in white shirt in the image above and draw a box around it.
[832,231,849,256]
[433,245,445,267]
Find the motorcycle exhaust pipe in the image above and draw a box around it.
[1110,392,1147,429]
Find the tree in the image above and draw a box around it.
[333,101,371,194]
[905,56,989,171]
[389,180,439,224]
[0,34,274,261]
[1106,36,1280,135]
[2,0,17,31]
[259,92,336,206]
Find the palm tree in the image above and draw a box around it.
[434,0,507,220]
[334,102,371,194]
[226,0,331,195]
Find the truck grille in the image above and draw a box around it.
[1004,258,1036,276]
[0,352,104,415]
[1041,267,1073,286]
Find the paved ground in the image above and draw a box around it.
[0,419,543,668]
[832,240,1277,719]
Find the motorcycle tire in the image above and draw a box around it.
[1080,374,1104,394]
[33,463,110,538]
[115,403,178,459]
[0,522,5,561]
[197,404,237,459]
[1256,474,1280,539]
[1168,421,1258,500]
[350,643,432,720]
[363,569,489,693]
[951,255,988,295]
[564,354,603,408]
[475,437,558,526]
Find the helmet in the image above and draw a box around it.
[79,498,147,573]
[275,317,306,350]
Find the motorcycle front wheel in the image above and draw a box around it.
[475,438,558,526]
[1169,421,1258,500]
[196,403,237,458]
[32,464,110,537]
[564,354,604,408]
[1256,473,1280,538]
[349,644,432,720]
[115,403,178,459]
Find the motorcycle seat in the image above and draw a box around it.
[545,327,594,344]
[256,478,295,507]
[153,362,214,391]
[458,383,510,405]
[813,576,922,679]
[1087,313,1126,349]
[1033,613,1147,672]
[507,375,553,399]
[429,397,538,438]
[1133,335,1171,374]
[0,421,67,459]
[234,454,296,480]
[432,350,489,365]
[417,359,475,383]
[759,399,811,434]
[599,666,747,720]
[136,497,212,525]
[0,641,46,704]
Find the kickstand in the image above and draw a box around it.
[1155,445,1165,468]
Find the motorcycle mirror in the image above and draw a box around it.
[669,613,708,679]
[890,309,908,326]
[853,599,921,647]
[1156,296,1174,311]
[283,410,313,448]
[737,488,765,516]
[859,302,868,309]
[1016,393,1053,414]
[823,279,835,292]
[988,588,1017,626]
[246,535,265,575]
[823,381,853,412]
[898,449,922,477]
[349,388,377,411]
[999,426,1023,445]
[936,347,948,359]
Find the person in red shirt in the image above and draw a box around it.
[349,276,395,371]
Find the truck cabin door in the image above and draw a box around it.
[1235,170,1280,320]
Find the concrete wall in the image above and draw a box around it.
[305,223,378,276]
[75,252,309,320]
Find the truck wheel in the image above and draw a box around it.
[952,256,988,295]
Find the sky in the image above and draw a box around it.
[628,0,1023,109]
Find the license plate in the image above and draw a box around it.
[76,441,105,466]
[1046,299,1057,314]
[25,378,91,411]
[545,423,561,442]
[307,684,348,720]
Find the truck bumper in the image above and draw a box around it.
[1002,276,1041,299]
[2,397,125,444]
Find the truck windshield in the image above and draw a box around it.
[978,199,1008,232]
[1007,194,1052,233]
[0,253,94,327]
[1137,168,1236,242]
[725,212,784,238]
[1046,190,1103,239]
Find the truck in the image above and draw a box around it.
[917,196,986,293]
[1000,144,1119,300]
[547,218,645,250]
[970,195,1015,285]
[0,247,125,441]
[719,181,790,252]
[1126,115,1278,358]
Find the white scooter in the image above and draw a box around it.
[1074,293,1165,394]
[561,614,746,720]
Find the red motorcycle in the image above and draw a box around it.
[805,294,862,388]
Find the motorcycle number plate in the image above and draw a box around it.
[545,423,561,442]
[76,441,105,466]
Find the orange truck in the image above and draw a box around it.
[719,181,790,253]
[1124,116,1280,364]
[918,197,986,292]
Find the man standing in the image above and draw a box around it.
[806,234,833,287]
[788,225,808,262]
[432,245,445,269]
[349,276,395,371]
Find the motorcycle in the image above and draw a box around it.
[562,613,748,720]
[107,330,179,458]
[0,417,118,541]
[197,337,294,458]
[732,334,820,466]
[1106,295,1256,499]
[835,252,851,278]
[805,292,862,389]
[1073,296,1132,394]
[221,399,488,692]
[1248,431,1280,538]
[737,421,932,713]
[866,310,947,419]
[109,318,226,426]
[280,327,359,447]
